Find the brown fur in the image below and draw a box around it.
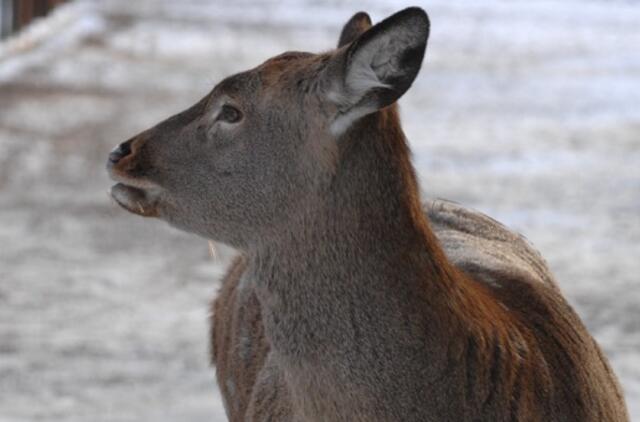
[210,135,628,422]
[107,8,629,421]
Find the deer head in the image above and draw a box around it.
[107,7,429,248]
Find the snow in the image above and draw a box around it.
[0,0,638,420]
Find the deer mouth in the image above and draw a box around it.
[110,183,160,217]
[107,158,162,217]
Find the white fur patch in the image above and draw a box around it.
[329,104,377,136]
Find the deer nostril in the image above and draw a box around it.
[108,141,133,164]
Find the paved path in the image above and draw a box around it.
[0,1,638,420]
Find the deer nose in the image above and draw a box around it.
[108,140,133,164]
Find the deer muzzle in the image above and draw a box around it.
[107,137,161,218]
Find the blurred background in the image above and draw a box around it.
[0,0,638,420]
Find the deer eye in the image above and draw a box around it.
[218,104,242,123]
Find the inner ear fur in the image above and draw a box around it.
[326,7,430,135]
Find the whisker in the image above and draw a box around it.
[208,241,218,261]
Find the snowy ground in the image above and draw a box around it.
[0,0,638,420]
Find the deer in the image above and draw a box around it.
[106,7,629,421]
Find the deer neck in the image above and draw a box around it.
[247,108,461,364]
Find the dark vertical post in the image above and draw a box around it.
[14,0,34,32]
[9,0,68,34]
[0,0,13,38]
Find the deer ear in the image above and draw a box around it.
[326,7,429,135]
[337,12,372,48]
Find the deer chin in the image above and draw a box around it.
[110,183,160,217]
